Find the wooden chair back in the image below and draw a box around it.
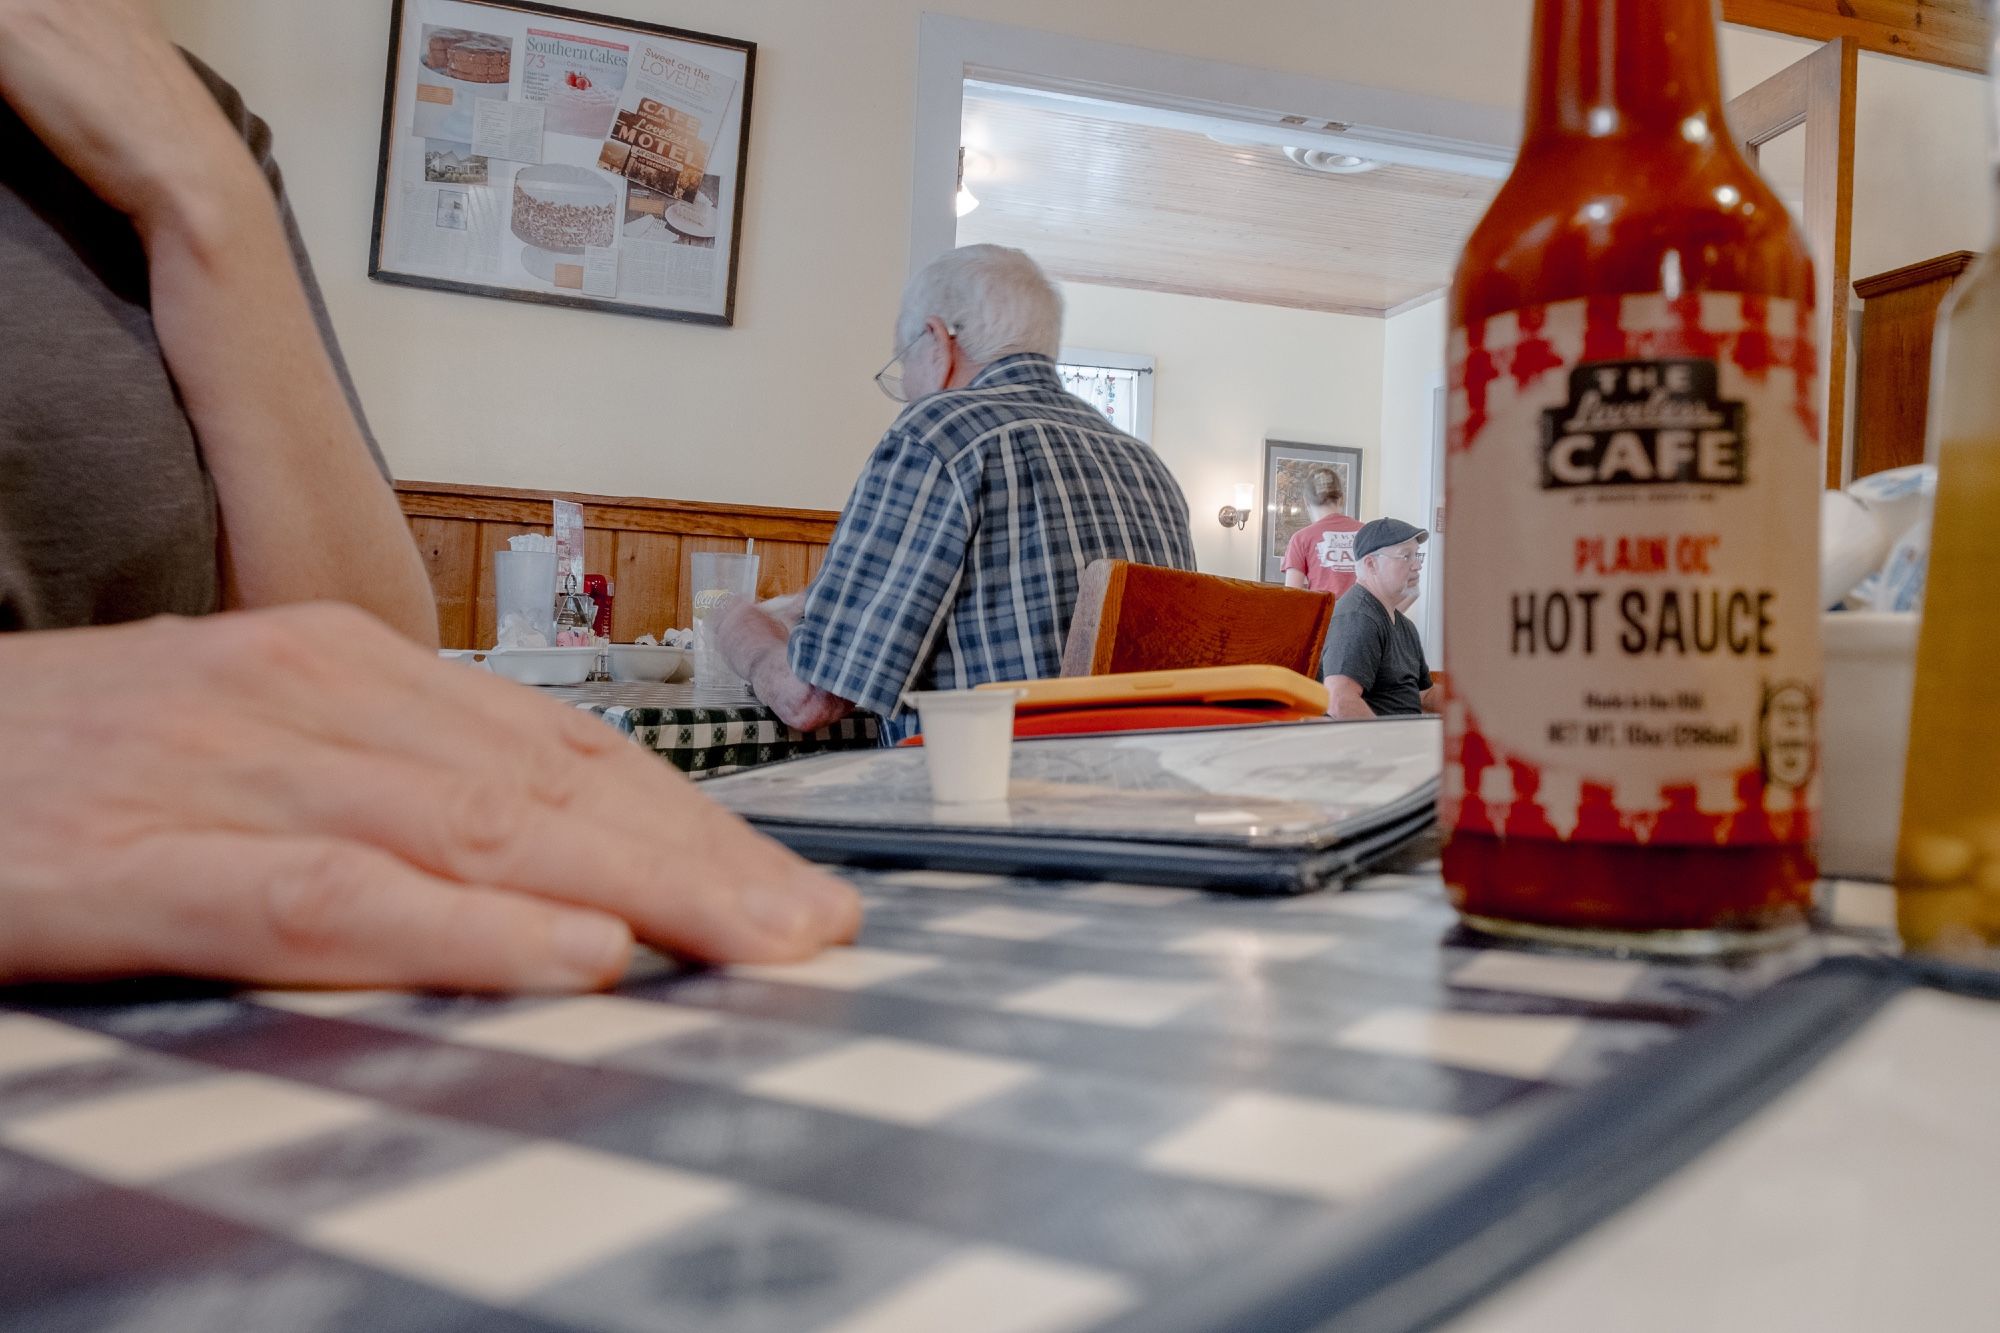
[1060,560,1334,678]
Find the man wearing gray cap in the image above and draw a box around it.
[1322,518,1442,720]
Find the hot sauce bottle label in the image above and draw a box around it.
[1444,293,1821,847]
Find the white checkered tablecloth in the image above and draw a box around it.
[546,682,881,778]
[0,849,1898,1332]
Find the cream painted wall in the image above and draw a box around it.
[154,0,1537,513]
[153,0,1989,516]
[1058,282,1384,581]
[1719,27,1993,284]
[1850,53,1992,279]
[1376,298,1445,535]
[1379,296,1447,663]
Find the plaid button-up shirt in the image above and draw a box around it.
[790,354,1196,742]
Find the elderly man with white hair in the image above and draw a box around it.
[719,244,1195,742]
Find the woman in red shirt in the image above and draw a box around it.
[1281,467,1363,596]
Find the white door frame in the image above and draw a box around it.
[910,14,1521,276]
[1422,369,1448,667]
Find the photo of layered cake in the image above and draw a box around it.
[445,36,512,84]
[423,28,471,71]
[421,28,512,84]
[511,164,618,256]
[413,25,515,142]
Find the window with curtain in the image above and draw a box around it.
[1056,350,1155,441]
[1058,364,1140,434]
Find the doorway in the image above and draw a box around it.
[914,16,1516,587]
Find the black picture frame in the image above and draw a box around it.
[1260,440,1364,583]
[369,0,755,325]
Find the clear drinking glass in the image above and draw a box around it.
[492,549,557,648]
[690,551,760,690]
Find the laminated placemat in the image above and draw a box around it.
[3,853,1867,1333]
[1094,951,1995,1333]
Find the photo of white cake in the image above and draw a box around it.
[510,164,618,254]
[663,196,717,239]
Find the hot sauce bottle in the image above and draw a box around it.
[1442,0,1821,953]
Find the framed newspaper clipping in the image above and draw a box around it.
[369,0,754,325]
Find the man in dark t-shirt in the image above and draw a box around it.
[1321,518,1442,719]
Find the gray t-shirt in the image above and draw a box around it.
[0,52,382,631]
[1322,584,1433,716]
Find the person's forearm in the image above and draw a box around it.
[137,169,438,645]
[1420,684,1445,714]
[751,655,854,732]
[1326,677,1376,720]
[721,602,854,731]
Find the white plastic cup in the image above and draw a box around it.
[492,549,557,647]
[907,688,1020,804]
[691,551,760,690]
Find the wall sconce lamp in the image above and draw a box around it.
[1217,483,1255,530]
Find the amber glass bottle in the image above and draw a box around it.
[1894,2,2000,960]
[1442,0,1821,953]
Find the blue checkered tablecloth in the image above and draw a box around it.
[547,682,880,778]
[0,841,1900,1332]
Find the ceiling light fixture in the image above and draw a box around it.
[955,146,980,217]
[1282,146,1382,175]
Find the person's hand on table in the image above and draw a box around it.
[0,604,861,992]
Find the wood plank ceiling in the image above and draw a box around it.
[1722,0,1990,74]
[956,92,1499,318]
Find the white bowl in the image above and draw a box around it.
[606,643,690,683]
[1820,611,1919,880]
[481,646,597,686]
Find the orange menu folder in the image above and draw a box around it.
[977,664,1329,718]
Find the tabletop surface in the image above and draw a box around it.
[546,683,771,711]
[0,847,1897,1333]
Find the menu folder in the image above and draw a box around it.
[702,716,1443,895]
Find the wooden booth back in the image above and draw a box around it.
[397,481,841,650]
[1061,560,1335,678]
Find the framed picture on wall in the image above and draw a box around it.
[369,0,754,325]
[1259,440,1364,583]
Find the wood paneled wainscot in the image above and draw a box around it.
[1852,252,1977,480]
[396,482,841,649]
